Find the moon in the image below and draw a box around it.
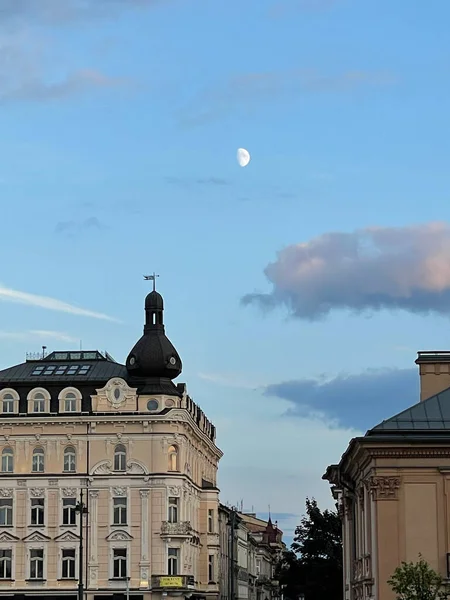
[237,147,251,167]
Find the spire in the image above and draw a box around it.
[143,274,164,332]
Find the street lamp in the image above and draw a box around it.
[75,488,88,600]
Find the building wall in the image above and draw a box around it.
[0,381,222,599]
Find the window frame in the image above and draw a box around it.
[1,447,13,473]
[63,446,76,473]
[27,388,50,414]
[113,497,127,526]
[61,548,76,579]
[112,548,127,579]
[168,444,178,471]
[0,389,18,415]
[62,497,77,526]
[208,508,214,533]
[168,547,180,576]
[30,498,45,526]
[113,444,127,472]
[0,498,13,527]
[168,497,179,524]
[58,387,82,414]
[0,549,12,580]
[32,447,45,473]
[29,548,45,580]
[208,554,215,583]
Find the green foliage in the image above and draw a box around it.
[276,498,343,600]
[388,556,450,600]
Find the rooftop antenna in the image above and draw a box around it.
[144,272,159,292]
[42,346,46,359]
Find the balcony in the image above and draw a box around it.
[160,521,192,537]
[151,575,195,590]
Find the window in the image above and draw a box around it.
[0,499,13,526]
[114,444,126,472]
[168,445,178,471]
[208,509,214,533]
[168,548,179,575]
[1,448,13,473]
[32,448,44,472]
[31,498,45,526]
[2,393,14,413]
[64,392,77,412]
[62,498,76,526]
[256,559,261,576]
[32,392,45,413]
[113,548,127,578]
[208,554,214,582]
[0,549,12,579]
[168,497,179,523]
[113,497,127,525]
[63,447,76,472]
[62,549,76,579]
[30,548,44,579]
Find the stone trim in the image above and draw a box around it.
[369,476,400,500]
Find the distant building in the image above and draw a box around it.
[218,505,284,600]
[323,351,450,600]
[0,288,222,600]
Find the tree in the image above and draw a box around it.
[276,498,343,600]
[388,556,450,600]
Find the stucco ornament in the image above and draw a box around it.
[29,488,45,497]
[62,487,77,497]
[0,488,13,497]
[369,476,401,500]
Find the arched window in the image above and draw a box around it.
[2,393,14,414]
[1,448,13,473]
[168,445,178,472]
[32,392,45,413]
[32,448,45,473]
[114,444,126,472]
[63,392,77,413]
[63,446,76,472]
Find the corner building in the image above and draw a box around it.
[0,289,223,600]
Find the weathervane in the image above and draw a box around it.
[144,272,159,292]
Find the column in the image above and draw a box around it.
[139,489,150,588]
[88,489,99,589]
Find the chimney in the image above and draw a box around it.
[415,352,450,402]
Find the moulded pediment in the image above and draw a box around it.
[54,530,79,542]
[105,530,134,542]
[0,531,19,542]
[92,378,138,412]
[90,458,148,476]
[23,531,51,542]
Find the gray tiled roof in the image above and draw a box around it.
[369,386,450,433]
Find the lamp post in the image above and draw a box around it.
[125,575,130,600]
[75,488,88,600]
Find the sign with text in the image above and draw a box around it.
[159,576,183,587]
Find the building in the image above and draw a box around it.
[218,506,283,600]
[323,350,450,600]
[0,287,223,600]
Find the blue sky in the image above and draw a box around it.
[2,0,450,544]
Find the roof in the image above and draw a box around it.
[0,350,127,384]
[369,385,450,433]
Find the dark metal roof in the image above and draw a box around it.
[369,386,450,433]
[0,350,127,384]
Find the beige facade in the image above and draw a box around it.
[0,289,223,600]
[324,351,450,600]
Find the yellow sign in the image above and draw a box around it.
[159,577,183,587]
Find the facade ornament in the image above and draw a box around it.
[127,460,146,474]
[106,530,133,541]
[29,488,45,497]
[91,460,112,475]
[49,479,58,486]
[358,486,365,506]
[89,490,99,499]
[17,480,26,487]
[113,487,127,497]
[62,487,77,497]
[0,488,13,497]
[369,476,401,500]
[168,486,181,496]
[140,490,150,498]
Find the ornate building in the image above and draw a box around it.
[0,287,223,600]
[323,350,450,600]
[218,506,283,600]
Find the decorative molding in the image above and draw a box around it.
[112,487,126,497]
[54,531,79,542]
[0,488,13,497]
[48,479,58,487]
[168,485,181,496]
[91,459,112,475]
[23,531,51,542]
[127,459,146,474]
[105,530,134,542]
[95,378,138,410]
[17,480,26,487]
[140,489,150,498]
[90,458,148,476]
[89,490,99,499]
[369,448,450,459]
[369,476,401,500]
[62,487,77,497]
[29,488,45,497]
[0,531,19,543]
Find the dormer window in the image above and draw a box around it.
[64,393,77,412]
[27,389,50,414]
[0,390,18,414]
[2,394,14,413]
[58,388,82,413]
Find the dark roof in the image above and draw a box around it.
[369,386,450,433]
[0,350,127,384]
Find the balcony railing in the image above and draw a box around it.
[151,575,195,590]
[160,521,192,536]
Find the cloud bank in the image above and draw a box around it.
[243,222,450,320]
[266,368,418,430]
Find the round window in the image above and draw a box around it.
[147,399,158,411]
[114,388,121,400]
[166,399,175,408]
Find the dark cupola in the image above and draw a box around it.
[126,283,182,394]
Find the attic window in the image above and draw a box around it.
[30,365,92,376]
[31,366,45,376]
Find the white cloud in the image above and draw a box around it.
[0,330,79,343]
[0,284,119,322]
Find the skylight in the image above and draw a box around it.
[31,365,92,377]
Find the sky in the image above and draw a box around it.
[2,0,450,546]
